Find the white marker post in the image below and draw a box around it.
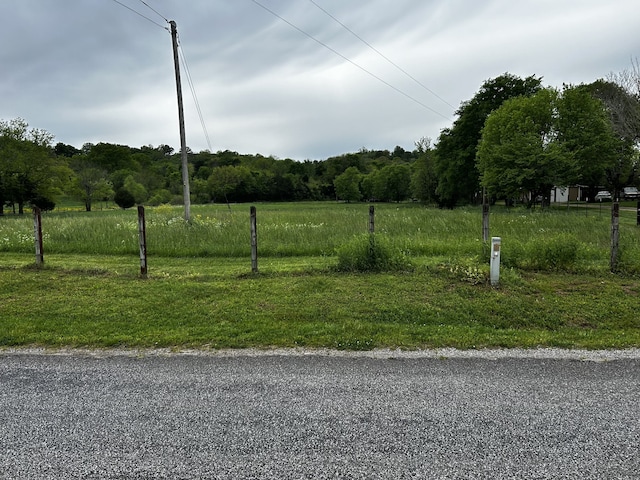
[490,237,501,286]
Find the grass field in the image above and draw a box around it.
[1,202,640,350]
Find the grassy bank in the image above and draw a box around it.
[1,253,639,350]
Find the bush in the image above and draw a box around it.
[114,188,136,209]
[335,234,412,272]
[30,195,56,212]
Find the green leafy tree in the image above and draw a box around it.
[384,163,412,202]
[368,164,412,202]
[123,175,148,205]
[333,166,362,202]
[477,88,569,207]
[114,188,135,209]
[555,84,622,201]
[585,79,640,198]
[70,156,113,211]
[87,143,135,173]
[411,138,437,203]
[207,165,254,202]
[434,73,542,207]
[0,118,59,214]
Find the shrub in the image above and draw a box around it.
[114,188,136,209]
[30,195,56,212]
[335,234,412,272]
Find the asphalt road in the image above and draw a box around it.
[0,350,639,479]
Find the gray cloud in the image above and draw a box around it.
[1,0,638,160]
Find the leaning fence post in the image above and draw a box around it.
[369,205,375,233]
[250,206,258,273]
[33,207,44,268]
[137,205,148,278]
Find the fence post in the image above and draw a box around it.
[137,205,148,278]
[610,202,620,271]
[482,193,489,243]
[33,207,44,268]
[369,205,375,233]
[250,206,258,273]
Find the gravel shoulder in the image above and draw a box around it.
[2,346,640,361]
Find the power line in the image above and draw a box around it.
[108,1,212,152]
[308,0,456,111]
[137,0,169,23]
[250,0,451,121]
[177,33,213,152]
[109,0,168,30]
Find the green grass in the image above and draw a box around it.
[1,202,640,350]
[0,254,638,350]
[2,202,639,268]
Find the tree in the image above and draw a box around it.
[411,138,437,203]
[54,142,80,158]
[383,163,412,203]
[123,175,148,204]
[87,143,135,173]
[477,89,570,207]
[591,64,640,271]
[434,73,542,207]
[114,188,135,209]
[0,118,58,214]
[70,156,113,211]
[555,84,621,201]
[368,164,412,202]
[207,165,254,203]
[333,166,362,202]
[585,79,640,198]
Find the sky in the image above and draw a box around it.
[1,0,639,161]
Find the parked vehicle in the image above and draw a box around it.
[622,187,640,200]
[595,191,612,202]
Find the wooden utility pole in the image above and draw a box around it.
[170,20,191,222]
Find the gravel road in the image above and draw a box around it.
[0,348,639,479]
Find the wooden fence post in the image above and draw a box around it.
[250,206,258,273]
[610,201,620,272]
[137,205,148,278]
[482,192,490,243]
[369,205,375,233]
[33,207,44,268]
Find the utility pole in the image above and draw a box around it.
[170,20,191,222]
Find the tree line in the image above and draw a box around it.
[1,66,639,214]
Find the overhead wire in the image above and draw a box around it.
[177,33,213,152]
[308,0,456,111]
[137,0,170,23]
[108,0,213,151]
[108,0,168,30]
[249,0,451,121]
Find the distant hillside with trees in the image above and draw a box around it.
[1,66,639,214]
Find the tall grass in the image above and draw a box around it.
[1,202,639,273]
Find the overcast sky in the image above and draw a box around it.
[1,1,639,160]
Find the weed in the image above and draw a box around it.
[334,234,412,272]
